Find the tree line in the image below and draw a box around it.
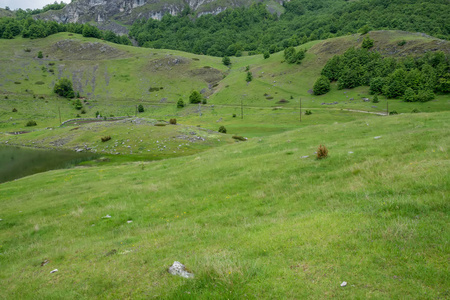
[0,17,131,45]
[314,46,450,102]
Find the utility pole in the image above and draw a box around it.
[386,101,389,116]
[299,98,302,122]
[58,106,61,125]
[241,94,246,120]
[135,105,137,117]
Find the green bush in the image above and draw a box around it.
[263,51,270,59]
[305,110,312,115]
[54,78,74,98]
[189,90,202,104]
[74,99,83,110]
[177,99,185,108]
[26,120,37,127]
[232,114,236,118]
[362,36,374,49]
[411,108,420,113]
[415,89,435,102]
[222,56,231,66]
[37,51,43,59]
[232,135,247,141]
[138,104,144,112]
[403,88,415,102]
[169,118,177,125]
[313,75,331,95]
[218,125,227,133]
[12,108,17,112]
[372,95,379,103]
[101,136,111,142]
[246,72,253,82]
[389,110,398,115]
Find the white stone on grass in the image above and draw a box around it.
[374,136,382,139]
[102,214,111,219]
[340,281,347,287]
[168,261,194,278]
[50,269,58,274]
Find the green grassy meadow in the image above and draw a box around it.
[0,30,449,298]
[1,112,449,299]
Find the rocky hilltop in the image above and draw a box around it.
[37,0,282,32]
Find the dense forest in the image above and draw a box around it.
[0,0,449,56]
[129,0,450,56]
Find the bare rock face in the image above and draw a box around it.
[37,0,286,32]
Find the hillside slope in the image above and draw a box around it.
[0,111,448,298]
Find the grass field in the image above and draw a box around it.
[0,112,449,299]
[0,30,449,298]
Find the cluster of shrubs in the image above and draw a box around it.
[218,126,227,133]
[101,136,111,142]
[169,118,177,125]
[318,48,448,102]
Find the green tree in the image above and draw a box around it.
[222,56,231,66]
[358,24,371,35]
[313,75,331,95]
[372,95,379,103]
[362,36,374,49]
[246,71,253,82]
[403,87,415,102]
[263,51,270,59]
[284,47,296,63]
[138,104,144,112]
[37,51,43,59]
[369,77,384,94]
[54,78,74,98]
[74,99,83,110]
[177,99,185,108]
[189,90,202,104]
[82,24,102,39]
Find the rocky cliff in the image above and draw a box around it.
[37,0,283,31]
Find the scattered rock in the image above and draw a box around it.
[348,151,354,154]
[340,281,347,287]
[50,269,58,274]
[374,136,382,139]
[41,259,50,267]
[301,155,309,158]
[127,220,133,224]
[102,214,111,219]
[168,261,194,278]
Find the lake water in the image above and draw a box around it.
[0,145,97,184]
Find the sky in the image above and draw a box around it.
[0,0,66,10]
